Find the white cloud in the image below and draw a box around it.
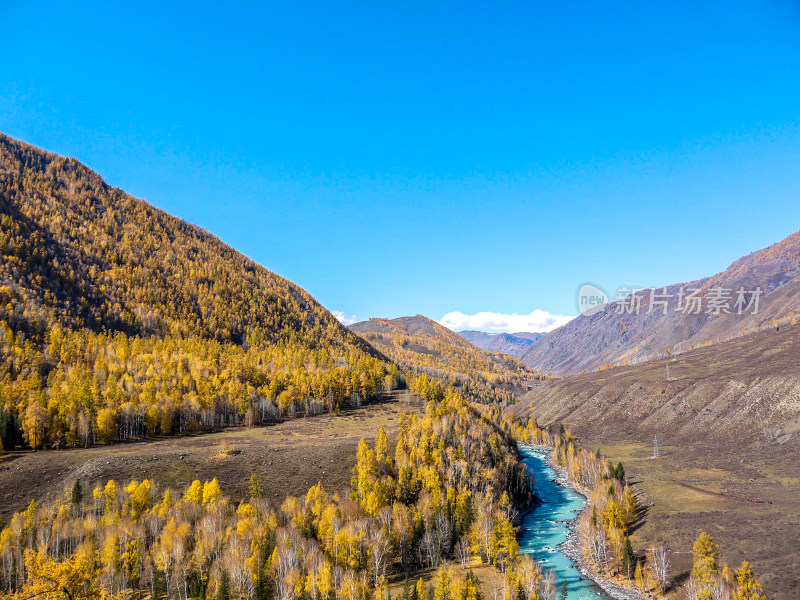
[331,310,359,326]
[439,309,575,333]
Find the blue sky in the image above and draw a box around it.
[2,1,800,331]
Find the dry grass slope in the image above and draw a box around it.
[0,391,422,523]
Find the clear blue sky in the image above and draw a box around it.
[2,1,800,330]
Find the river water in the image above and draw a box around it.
[517,445,611,600]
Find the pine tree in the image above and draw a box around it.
[249,473,264,499]
[202,478,222,505]
[558,580,568,600]
[103,480,117,516]
[622,536,636,579]
[399,578,411,600]
[71,478,83,507]
[692,532,720,583]
[415,578,426,600]
[465,572,482,600]
[634,560,644,591]
[217,571,231,600]
[690,532,721,600]
[185,480,203,504]
[375,427,389,466]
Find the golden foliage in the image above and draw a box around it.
[0,134,399,451]
[0,390,540,600]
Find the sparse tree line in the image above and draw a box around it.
[502,413,767,599]
[685,533,766,600]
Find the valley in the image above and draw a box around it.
[457,332,543,358]
[0,132,788,600]
[349,316,545,405]
[511,324,800,599]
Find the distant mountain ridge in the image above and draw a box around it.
[458,330,543,357]
[520,230,800,375]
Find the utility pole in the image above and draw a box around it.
[653,434,659,458]
[666,363,670,380]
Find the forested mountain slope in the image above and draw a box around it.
[349,315,545,405]
[521,230,800,375]
[0,133,396,450]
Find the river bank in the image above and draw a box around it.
[517,445,647,600]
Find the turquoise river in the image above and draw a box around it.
[517,445,612,600]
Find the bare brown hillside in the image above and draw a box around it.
[520,230,800,375]
[519,323,800,441]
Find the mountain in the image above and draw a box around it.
[0,133,395,450]
[458,330,543,357]
[349,315,546,404]
[520,231,800,375]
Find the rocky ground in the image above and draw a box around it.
[538,448,647,600]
